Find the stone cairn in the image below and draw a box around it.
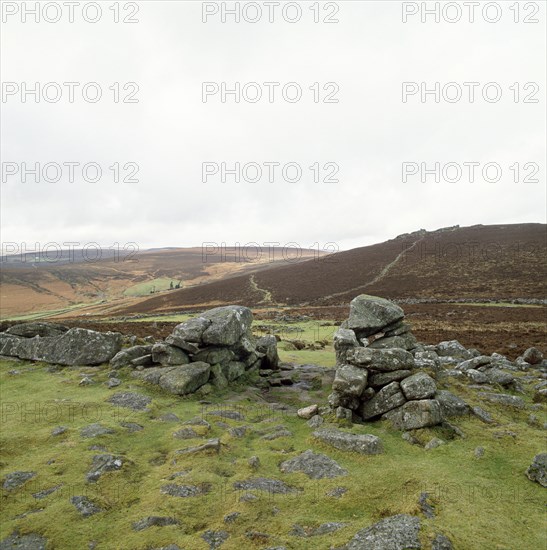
[124,306,279,395]
[330,295,443,429]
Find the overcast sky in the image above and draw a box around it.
[1,1,545,253]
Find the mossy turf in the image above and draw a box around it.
[1,353,546,549]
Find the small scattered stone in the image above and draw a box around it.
[418,492,435,518]
[307,415,324,428]
[107,391,151,411]
[224,512,240,523]
[326,486,348,498]
[474,446,485,458]
[472,406,493,424]
[51,426,67,436]
[201,530,229,549]
[175,438,221,455]
[248,456,260,470]
[0,532,48,550]
[297,404,319,419]
[3,471,36,491]
[160,483,211,497]
[86,454,123,483]
[132,516,179,531]
[425,438,445,450]
[160,413,180,422]
[525,453,547,487]
[233,477,299,494]
[71,495,102,517]
[106,378,121,388]
[80,423,115,438]
[32,484,62,500]
[173,427,199,439]
[120,422,143,432]
[432,533,454,549]
[280,449,347,479]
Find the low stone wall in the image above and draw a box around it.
[0,306,279,396]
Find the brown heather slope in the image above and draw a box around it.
[116,224,547,314]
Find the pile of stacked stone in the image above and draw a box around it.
[112,305,279,395]
[330,295,443,430]
[0,306,280,397]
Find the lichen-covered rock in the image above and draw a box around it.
[523,347,543,365]
[525,453,547,487]
[400,372,436,400]
[313,429,383,454]
[201,306,253,346]
[383,399,442,430]
[151,343,189,366]
[158,363,211,395]
[347,348,415,372]
[280,449,347,479]
[436,340,472,360]
[0,531,48,549]
[110,345,152,369]
[346,514,421,549]
[369,369,413,387]
[332,364,368,397]
[436,390,469,418]
[345,295,404,337]
[359,382,406,419]
[6,321,68,338]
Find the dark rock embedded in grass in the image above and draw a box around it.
[472,406,493,424]
[132,516,180,531]
[291,522,347,537]
[0,531,48,550]
[120,422,143,432]
[160,412,180,422]
[201,530,229,549]
[160,483,211,497]
[525,453,547,488]
[175,438,221,455]
[224,512,241,523]
[432,533,454,549]
[107,391,151,411]
[280,449,348,479]
[32,484,62,500]
[173,427,199,439]
[86,454,123,483]
[233,477,299,494]
[3,471,36,491]
[326,486,348,498]
[312,429,383,455]
[71,495,102,517]
[478,392,525,409]
[80,423,115,438]
[435,390,470,418]
[206,409,245,421]
[346,514,421,549]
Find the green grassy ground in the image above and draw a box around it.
[123,278,182,297]
[1,354,545,549]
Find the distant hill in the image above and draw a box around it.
[117,224,546,315]
[0,247,320,318]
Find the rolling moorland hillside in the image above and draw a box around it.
[116,224,547,315]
